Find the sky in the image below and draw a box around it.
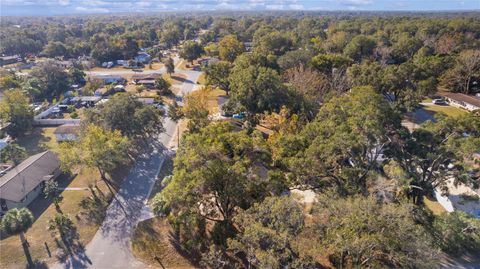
[1,0,479,16]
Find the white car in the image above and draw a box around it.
[432,99,446,105]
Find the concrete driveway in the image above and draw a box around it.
[52,60,201,269]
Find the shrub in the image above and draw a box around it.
[433,211,480,256]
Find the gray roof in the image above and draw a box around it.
[443,93,480,108]
[0,151,60,202]
[70,96,102,102]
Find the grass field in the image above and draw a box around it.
[421,98,469,118]
[423,104,468,118]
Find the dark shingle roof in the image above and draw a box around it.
[0,151,60,202]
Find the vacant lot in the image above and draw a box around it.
[131,217,196,269]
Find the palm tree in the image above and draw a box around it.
[43,179,63,212]
[1,208,34,267]
[48,213,74,250]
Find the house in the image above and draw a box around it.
[131,74,160,88]
[131,74,161,82]
[136,79,156,88]
[198,57,219,67]
[0,55,21,66]
[54,124,80,142]
[137,97,155,105]
[244,42,253,52]
[442,93,480,112]
[69,96,102,107]
[56,60,74,69]
[0,151,60,212]
[88,74,126,85]
[134,52,151,63]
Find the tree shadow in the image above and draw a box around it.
[53,225,92,268]
[21,240,34,268]
[24,260,48,269]
[167,230,201,266]
[78,187,110,225]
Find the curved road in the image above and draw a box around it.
[52,61,201,269]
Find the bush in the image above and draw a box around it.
[70,111,79,119]
[433,212,480,256]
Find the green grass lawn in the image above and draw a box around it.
[423,104,468,118]
[421,98,469,118]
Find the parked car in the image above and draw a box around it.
[233,112,246,120]
[221,110,233,117]
[432,99,446,105]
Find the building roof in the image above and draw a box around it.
[89,74,125,80]
[131,73,160,80]
[0,151,60,202]
[54,124,80,135]
[137,79,156,84]
[70,96,102,102]
[442,93,480,108]
[137,97,155,104]
[0,55,20,61]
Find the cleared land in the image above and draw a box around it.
[131,217,196,269]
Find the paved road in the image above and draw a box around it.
[52,60,201,269]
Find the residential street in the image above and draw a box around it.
[52,64,201,269]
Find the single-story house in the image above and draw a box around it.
[198,57,219,67]
[0,151,60,212]
[56,60,74,69]
[131,74,160,83]
[0,55,21,66]
[89,74,126,85]
[69,96,102,107]
[244,42,253,52]
[131,74,160,88]
[136,79,156,88]
[137,97,155,105]
[54,124,80,142]
[442,93,480,112]
[134,52,151,63]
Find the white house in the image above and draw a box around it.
[443,93,480,112]
[134,52,151,63]
[0,151,60,212]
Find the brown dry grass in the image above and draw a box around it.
[424,196,448,215]
[131,217,197,269]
